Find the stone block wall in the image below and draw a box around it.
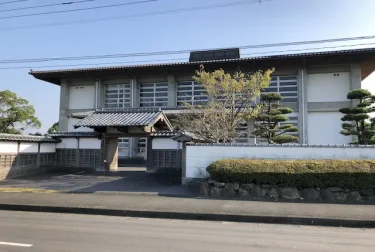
[199,179,375,203]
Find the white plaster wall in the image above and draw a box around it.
[56,138,78,149]
[307,112,351,145]
[361,71,375,118]
[40,143,56,153]
[80,138,101,149]
[307,72,350,102]
[185,145,375,178]
[0,142,18,153]
[69,85,95,109]
[152,138,181,149]
[68,118,93,132]
[20,143,38,153]
[362,71,375,94]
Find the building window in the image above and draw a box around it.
[177,81,208,106]
[235,123,248,143]
[140,82,168,107]
[118,138,130,156]
[137,138,147,153]
[104,84,131,108]
[279,115,299,136]
[262,76,298,102]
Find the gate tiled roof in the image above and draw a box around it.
[74,108,173,130]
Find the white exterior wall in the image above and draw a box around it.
[79,138,101,149]
[69,85,95,109]
[56,138,78,149]
[362,71,375,118]
[40,143,56,153]
[307,112,351,145]
[152,138,181,149]
[19,143,39,153]
[306,72,350,102]
[185,145,375,178]
[67,118,93,132]
[0,142,18,153]
[362,71,375,95]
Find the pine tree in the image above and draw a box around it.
[252,93,298,144]
[339,89,375,144]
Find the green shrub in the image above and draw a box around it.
[206,159,375,189]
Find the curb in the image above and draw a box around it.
[0,204,374,228]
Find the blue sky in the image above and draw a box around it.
[1,0,375,133]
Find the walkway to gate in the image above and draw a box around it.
[0,167,194,197]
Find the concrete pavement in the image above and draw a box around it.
[0,167,193,197]
[0,210,374,252]
[1,192,375,228]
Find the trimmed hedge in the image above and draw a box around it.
[206,159,375,189]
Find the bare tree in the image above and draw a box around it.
[173,65,274,143]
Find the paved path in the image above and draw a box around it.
[0,167,193,197]
[0,210,374,252]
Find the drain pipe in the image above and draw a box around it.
[301,68,306,144]
[95,80,99,110]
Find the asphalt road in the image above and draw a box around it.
[0,211,374,252]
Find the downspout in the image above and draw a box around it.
[131,78,134,108]
[95,80,99,110]
[301,68,306,144]
[130,78,134,158]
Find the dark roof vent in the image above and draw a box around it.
[189,48,240,62]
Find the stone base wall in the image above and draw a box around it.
[199,179,375,202]
[0,149,101,180]
[0,153,54,180]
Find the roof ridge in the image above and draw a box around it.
[29,47,375,76]
[0,133,60,143]
[0,133,49,138]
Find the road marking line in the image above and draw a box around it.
[0,241,33,247]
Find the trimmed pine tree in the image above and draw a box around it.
[252,92,298,144]
[339,89,375,144]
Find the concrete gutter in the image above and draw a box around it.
[0,193,375,228]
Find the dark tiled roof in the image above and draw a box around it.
[96,107,190,115]
[29,47,375,75]
[75,110,173,129]
[48,132,100,138]
[171,131,208,142]
[0,134,60,143]
[70,111,94,119]
[150,131,178,137]
[70,108,185,120]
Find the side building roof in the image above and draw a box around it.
[48,132,100,138]
[0,134,61,143]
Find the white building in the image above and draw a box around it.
[30,48,375,170]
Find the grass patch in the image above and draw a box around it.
[0,187,57,193]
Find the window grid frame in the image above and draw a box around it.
[137,138,147,153]
[118,138,130,154]
[177,81,208,106]
[261,76,298,103]
[139,82,169,107]
[104,84,131,108]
